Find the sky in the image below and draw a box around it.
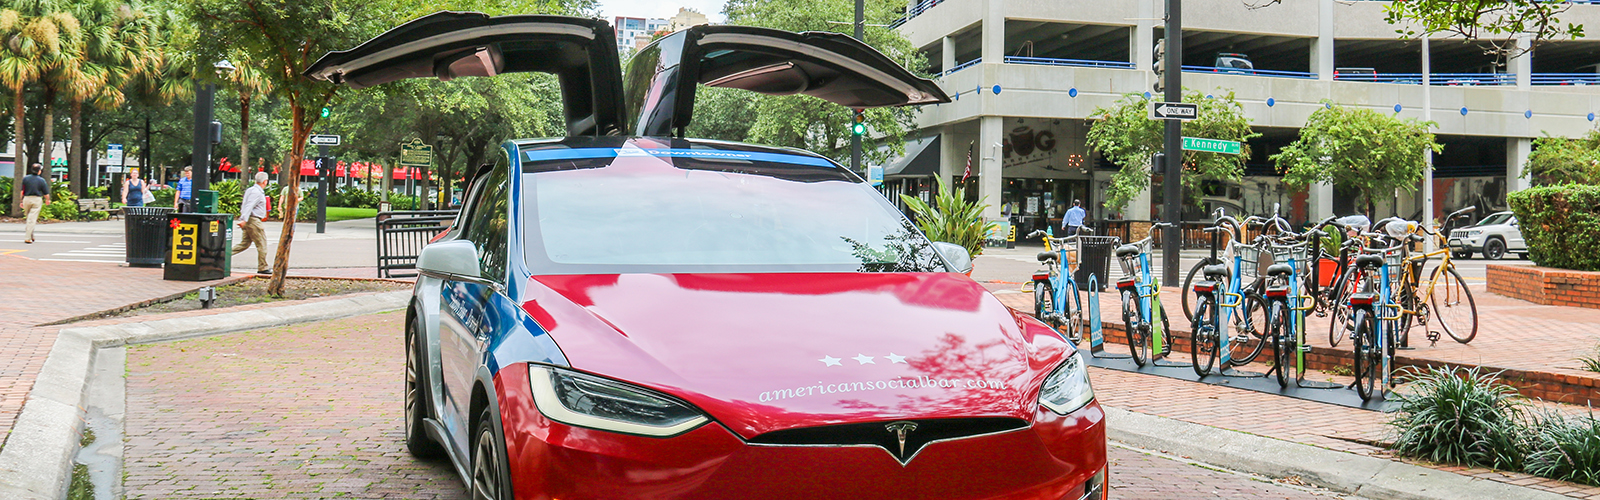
[595,0,727,23]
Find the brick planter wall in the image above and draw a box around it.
[1488,264,1600,310]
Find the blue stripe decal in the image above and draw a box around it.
[522,148,837,168]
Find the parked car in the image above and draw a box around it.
[308,12,1108,500]
[1448,211,1526,259]
[1214,52,1255,75]
[1334,67,1376,81]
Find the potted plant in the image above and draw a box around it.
[900,178,998,265]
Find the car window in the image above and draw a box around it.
[464,165,511,283]
[519,148,946,274]
[1478,213,1511,226]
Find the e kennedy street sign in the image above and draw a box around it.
[1182,136,1242,155]
[1149,102,1198,120]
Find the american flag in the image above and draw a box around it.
[961,142,973,182]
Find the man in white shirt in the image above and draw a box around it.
[232,171,272,274]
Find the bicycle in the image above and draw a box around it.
[1028,228,1097,343]
[1115,222,1174,367]
[1393,207,1481,345]
[1348,234,1415,401]
[1188,215,1270,376]
[1262,229,1319,388]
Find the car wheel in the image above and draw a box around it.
[406,314,445,458]
[1483,238,1506,260]
[472,405,513,500]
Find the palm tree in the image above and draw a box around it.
[225,57,272,180]
[0,8,75,215]
[63,0,164,197]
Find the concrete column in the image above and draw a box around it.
[942,36,957,74]
[1312,0,1334,81]
[1507,137,1532,192]
[979,116,1005,220]
[981,0,1004,64]
[1134,0,1154,72]
[939,128,962,183]
[1311,181,1333,219]
[1128,182,1153,220]
[1512,35,1532,90]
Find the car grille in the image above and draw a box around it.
[748,417,1029,464]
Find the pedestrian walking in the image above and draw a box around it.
[122,169,152,207]
[176,166,193,212]
[20,163,51,244]
[232,171,273,274]
[1062,199,1086,236]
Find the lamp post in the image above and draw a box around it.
[191,60,236,212]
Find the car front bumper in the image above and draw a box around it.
[494,362,1109,500]
[1448,235,1483,252]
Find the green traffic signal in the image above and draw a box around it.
[321,107,331,118]
[851,122,867,135]
[850,109,866,135]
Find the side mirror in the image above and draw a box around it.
[417,240,480,278]
[932,241,973,274]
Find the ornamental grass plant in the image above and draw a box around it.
[1525,412,1600,486]
[900,178,996,258]
[1388,367,1528,470]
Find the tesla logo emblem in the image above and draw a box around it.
[885,421,918,456]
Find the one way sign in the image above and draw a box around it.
[1149,102,1198,121]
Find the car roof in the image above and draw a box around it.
[509,136,838,165]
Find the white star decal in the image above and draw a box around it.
[819,355,842,367]
[853,354,876,365]
[885,353,906,364]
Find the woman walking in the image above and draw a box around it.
[122,169,152,207]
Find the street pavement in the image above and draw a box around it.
[122,311,1364,499]
[0,217,379,273]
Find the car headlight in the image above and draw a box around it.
[1038,353,1095,415]
[529,365,709,437]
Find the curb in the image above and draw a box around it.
[0,290,410,499]
[1105,406,1569,500]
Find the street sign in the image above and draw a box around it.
[1181,137,1242,155]
[1149,102,1198,121]
[106,144,124,166]
[867,165,883,186]
[314,157,336,175]
[399,138,433,167]
[309,134,342,146]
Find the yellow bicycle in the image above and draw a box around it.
[1388,207,1480,345]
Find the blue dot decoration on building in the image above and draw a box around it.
[1069,88,1078,98]
[1206,94,1213,99]
[1394,104,1403,113]
[1144,91,1152,100]
[1525,110,1533,119]
[1267,98,1275,107]
[976,85,982,95]
[993,85,1002,94]
[1590,112,1596,122]
[1460,107,1468,116]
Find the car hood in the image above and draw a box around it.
[519,272,1071,439]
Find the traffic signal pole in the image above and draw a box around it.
[1162,0,1183,286]
[851,0,864,177]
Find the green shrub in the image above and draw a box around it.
[1525,412,1600,486]
[148,188,176,208]
[1388,367,1528,470]
[41,199,80,220]
[899,178,997,258]
[1507,184,1600,271]
[0,177,10,211]
[85,186,106,199]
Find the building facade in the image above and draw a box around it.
[614,16,672,52]
[895,0,1600,231]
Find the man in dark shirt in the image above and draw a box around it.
[21,163,52,243]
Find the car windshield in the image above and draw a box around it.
[1477,213,1512,226]
[520,147,947,274]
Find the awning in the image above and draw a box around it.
[883,135,940,179]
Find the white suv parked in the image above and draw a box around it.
[1448,211,1526,260]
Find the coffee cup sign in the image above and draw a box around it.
[1001,128,1056,161]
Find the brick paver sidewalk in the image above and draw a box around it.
[0,255,222,451]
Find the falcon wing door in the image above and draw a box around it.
[306,12,625,136]
[624,25,950,137]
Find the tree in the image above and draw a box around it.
[1523,131,1600,186]
[0,7,77,215]
[1383,0,1584,58]
[223,57,273,180]
[1272,102,1442,218]
[1085,89,1260,213]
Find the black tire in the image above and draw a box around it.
[1429,266,1478,344]
[471,405,513,500]
[1228,294,1269,366]
[1452,251,1472,259]
[1326,267,1361,348]
[1269,300,1291,388]
[1483,238,1506,260]
[1181,257,1222,323]
[1034,281,1054,325]
[405,314,445,459]
[1191,294,1218,377]
[1064,288,1084,343]
[1122,289,1150,367]
[1352,308,1382,401]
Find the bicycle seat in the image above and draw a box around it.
[1354,254,1383,269]
[1202,264,1229,279]
[1114,244,1140,258]
[1265,263,1294,277]
[1037,251,1059,263]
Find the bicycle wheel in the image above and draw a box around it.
[1180,257,1221,322]
[1429,266,1478,344]
[1228,294,1270,366]
[1063,285,1084,343]
[1352,308,1380,401]
[1123,289,1150,367]
[1326,266,1360,348]
[1190,294,1219,377]
[1268,300,1292,388]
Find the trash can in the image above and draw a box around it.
[1075,235,1120,292]
[163,212,234,281]
[123,206,175,267]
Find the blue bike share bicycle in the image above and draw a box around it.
[1115,223,1174,367]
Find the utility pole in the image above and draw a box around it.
[850,0,864,177]
[191,81,216,197]
[1161,0,1183,286]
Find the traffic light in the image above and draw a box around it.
[851,109,867,136]
[1150,152,1165,175]
[1152,39,1165,93]
[321,107,331,118]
